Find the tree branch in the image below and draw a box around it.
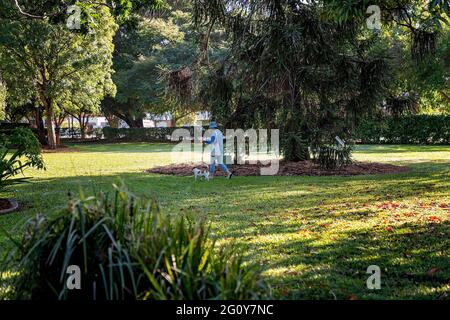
[12,0,113,20]
[13,0,47,19]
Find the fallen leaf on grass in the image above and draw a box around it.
[377,201,403,210]
[426,216,442,222]
[280,289,290,297]
[297,230,314,237]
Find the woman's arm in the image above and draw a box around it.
[204,135,216,145]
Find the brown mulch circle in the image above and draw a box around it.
[146,161,410,177]
[0,198,19,215]
[42,145,80,153]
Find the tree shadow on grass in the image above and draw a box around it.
[261,221,449,300]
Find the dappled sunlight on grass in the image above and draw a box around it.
[354,144,450,166]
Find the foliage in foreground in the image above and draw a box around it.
[0,128,45,192]
[0,184,268,300]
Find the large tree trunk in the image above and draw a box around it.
[114,113,144,128]
[55,126,61,145]
[105,114,118,128]
[35,107,47,146]
[45,100,57,149]
[132,119,144,128]
[53,117,64,146]
[77,113,90,140]
[81,126,87,139]
[124,117,144,128]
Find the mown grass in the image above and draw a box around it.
[0,143,449,300]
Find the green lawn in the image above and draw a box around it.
[1,143,449,300]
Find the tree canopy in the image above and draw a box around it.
[102,1,204,127]
[0,0,166,24]
[0,5,117,147]
[190,0,449,146]
[0,0,448,148]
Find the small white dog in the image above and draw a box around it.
[193,166,210,181]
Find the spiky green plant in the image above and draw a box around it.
[282,132,310,162]
[0,128,45,191]
[312,144,353,170]
[0,183,268,300]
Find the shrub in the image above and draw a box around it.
[355,115,450,144]
[282,132,310,162]
[103,127,175,142]
[0,123,31,130]
[0,128,45,191]
[1,184,268,300]
[102,127,208,142]
[0,123,39,139]
[312,144,353,170]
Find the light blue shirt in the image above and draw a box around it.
[206,129,224,156]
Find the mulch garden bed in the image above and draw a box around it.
[0,198,12,211]
[146,161,410,177]
[0,198,19,214]
[42,145,80,153]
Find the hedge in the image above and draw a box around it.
[0,123,38,138]
[355,115,450,144]
[0,122,31,130]
[102,127,205,142]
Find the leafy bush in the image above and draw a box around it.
[0,128,45,191]
[103,127,175,142]
[282,132,310,162]
[356,115,450,144]
[312,144,353,170]
[0,123,32,130]
[1,184,268,300]
[102,127,208,142]
[0,123,39,139]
